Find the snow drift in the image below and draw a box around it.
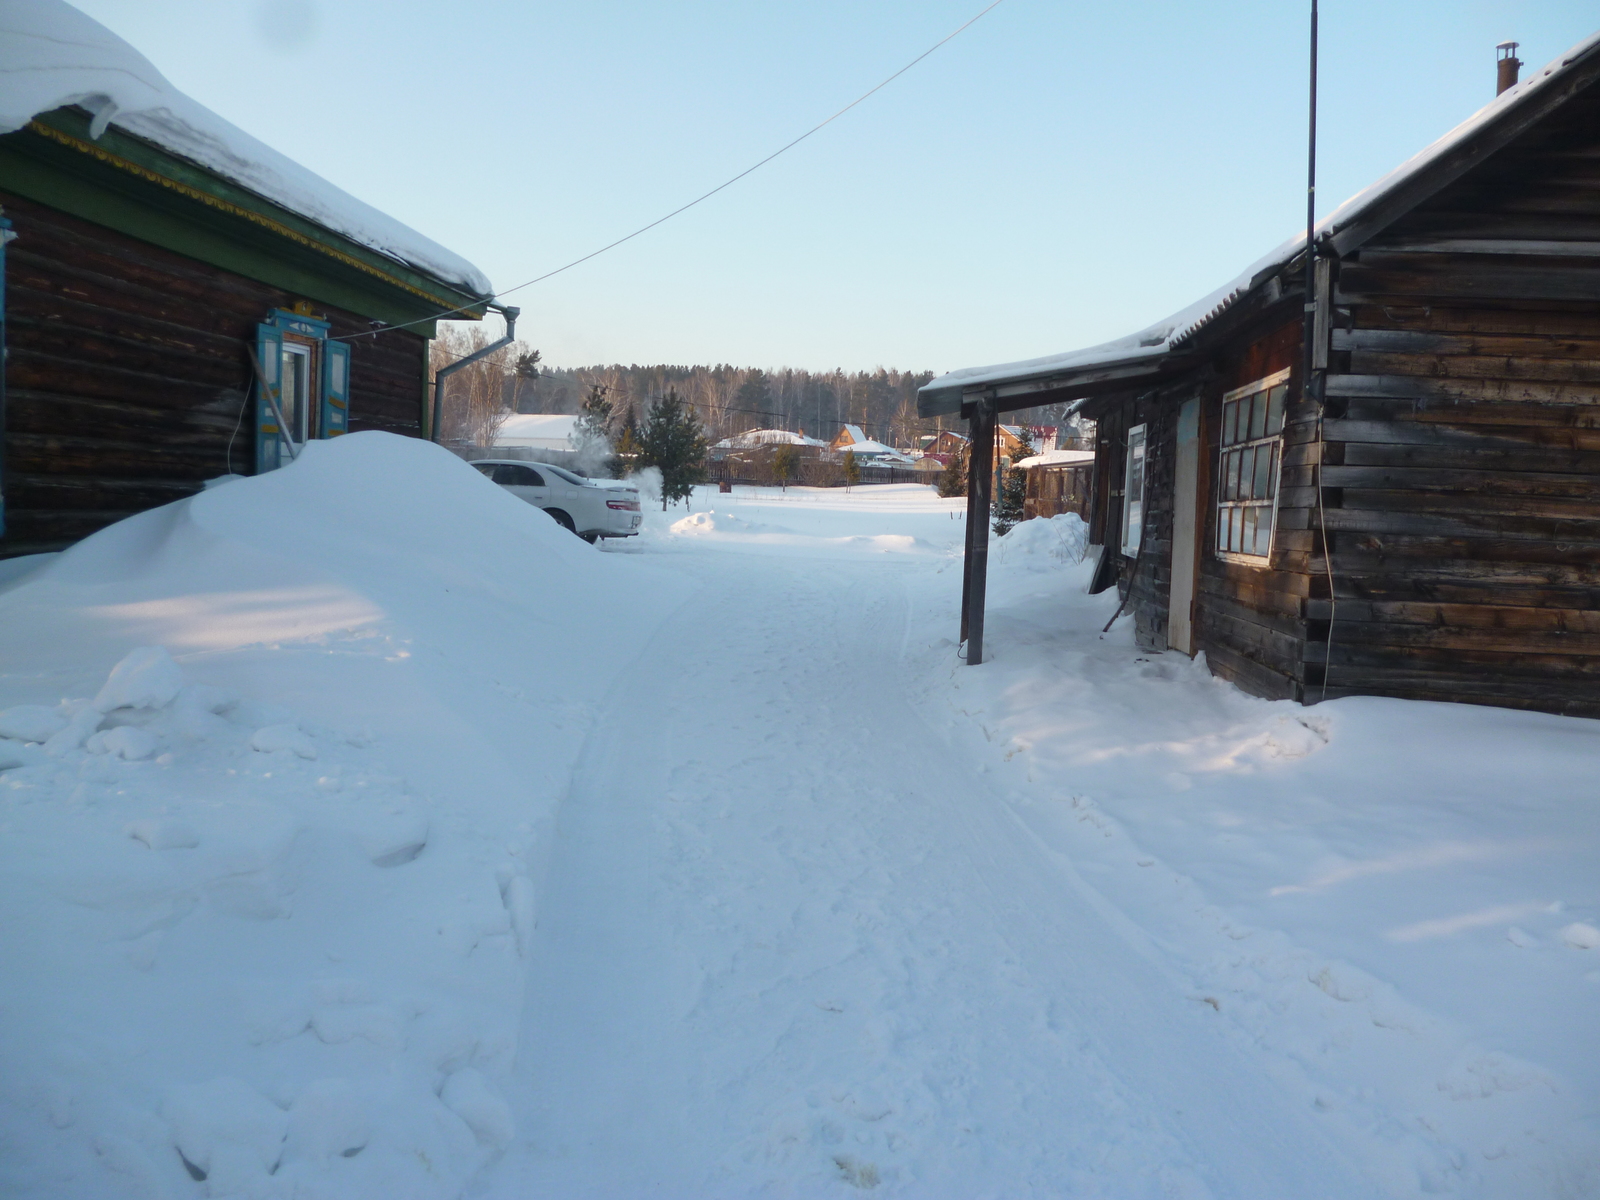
[0,433,692,1198]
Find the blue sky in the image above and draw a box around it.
[72,1,1599,374]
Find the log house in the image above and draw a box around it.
[0,9,491,558]
[921,31,1600,715]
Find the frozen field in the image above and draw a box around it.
[0,436,1595,1198]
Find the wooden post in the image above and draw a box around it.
[964,397,997,665]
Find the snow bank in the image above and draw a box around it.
[0,432,692,1198]
[912,516,1600,1196]
[0,0,490,296]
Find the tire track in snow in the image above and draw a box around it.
[486,549,1379,1198]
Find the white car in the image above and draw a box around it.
[473,459,642,542]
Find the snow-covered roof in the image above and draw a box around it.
[495,414,578,448]
[714,428,827,449]
[1014,449,1095,470]
[834,424,867,445]
[0,0,492,298]
[840,439,914,464]
[921,29,1600,415]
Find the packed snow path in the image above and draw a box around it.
[487,543,1371,1198]
[1,446,1592,1198]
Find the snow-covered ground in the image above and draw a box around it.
[1,443,1595,1198]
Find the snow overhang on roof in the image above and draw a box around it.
[0,0,493,299]
[920,28,1600,420]
[1014,449,1095,470]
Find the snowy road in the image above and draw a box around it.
[487,534,1373,1198]
[3,449,1592,1199]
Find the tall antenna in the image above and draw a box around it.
[1303,0,1318,367]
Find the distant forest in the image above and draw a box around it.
[515,363,1077,446]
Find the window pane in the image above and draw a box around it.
[1241,506,1257,555]
[1252,443,1271,499]
[1266,385,1287,434]
[1268,443,1280,498]
[1253,508,1273,557]
[1249,391,1267,440]
[1244,446,1260,499]
[1226,450,1241,500]
[1222,400,1237,446]
[1217,508,1229,551]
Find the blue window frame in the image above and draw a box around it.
[254,308,351,473]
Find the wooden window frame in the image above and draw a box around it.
[1120,422,1148,558]
[1214,367,1289,567]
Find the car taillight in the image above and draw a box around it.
[607,499,641,511]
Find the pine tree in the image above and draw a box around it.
[992,427,1035,536]
[571,383,615,475]
[992,464,1028,536]
[612,405,641,478]
[842,450,861,491]
[771,441,799,491]
[639,389,709,510]
[937,443,968,498]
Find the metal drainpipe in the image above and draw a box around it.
[431,305,519,444]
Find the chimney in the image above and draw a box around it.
[1496,41,1521,95]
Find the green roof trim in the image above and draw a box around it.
[0,106,488,335]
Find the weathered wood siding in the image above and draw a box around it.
[1314,82,1600,714]
[2,192,429,556]
[1193,317,1313,701]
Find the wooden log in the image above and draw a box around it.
[1304,598,1600,632]
[1199,641,1301,701]
[1323,505,1600,542]
[1339,440,1600,475]
[1327,372,1600,406]
[1340,487,1600,521]
[1334,327,1600,360]
[1304,619,1600,656]
[1322,464,1600,500]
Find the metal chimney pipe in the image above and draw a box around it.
[1496,41,1521,95]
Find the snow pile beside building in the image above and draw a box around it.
[0,0,490,295]
[992,511,1090,570]
[914,522,1600,1196]
[0,432,692,1198]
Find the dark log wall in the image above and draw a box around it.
[1314,81,1600,714]
[1193,317,1314,701]
[2,193,429,556]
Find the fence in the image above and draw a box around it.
[707,454,935,489]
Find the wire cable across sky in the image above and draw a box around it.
[336,0,1007,341]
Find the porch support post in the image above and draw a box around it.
[963,394,998,665]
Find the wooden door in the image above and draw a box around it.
[1168,397,1202,655]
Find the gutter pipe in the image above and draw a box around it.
[431,305,519,444]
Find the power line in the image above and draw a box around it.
[333,0,1007,342]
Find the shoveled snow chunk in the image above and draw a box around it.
[164,1077,288,1178]
[285,1078,369,1163]
[311,1004,404,1047]
[359,804,429,867]
[126,818,200,850]
[94,646,183,712]
[89,725,158,761]
[504,873,536,957]
[1561,922,1600,949]
[440,1068,514,1150]
[0,703,67,743]
[43,705,102,756]
[251,723,317,759]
